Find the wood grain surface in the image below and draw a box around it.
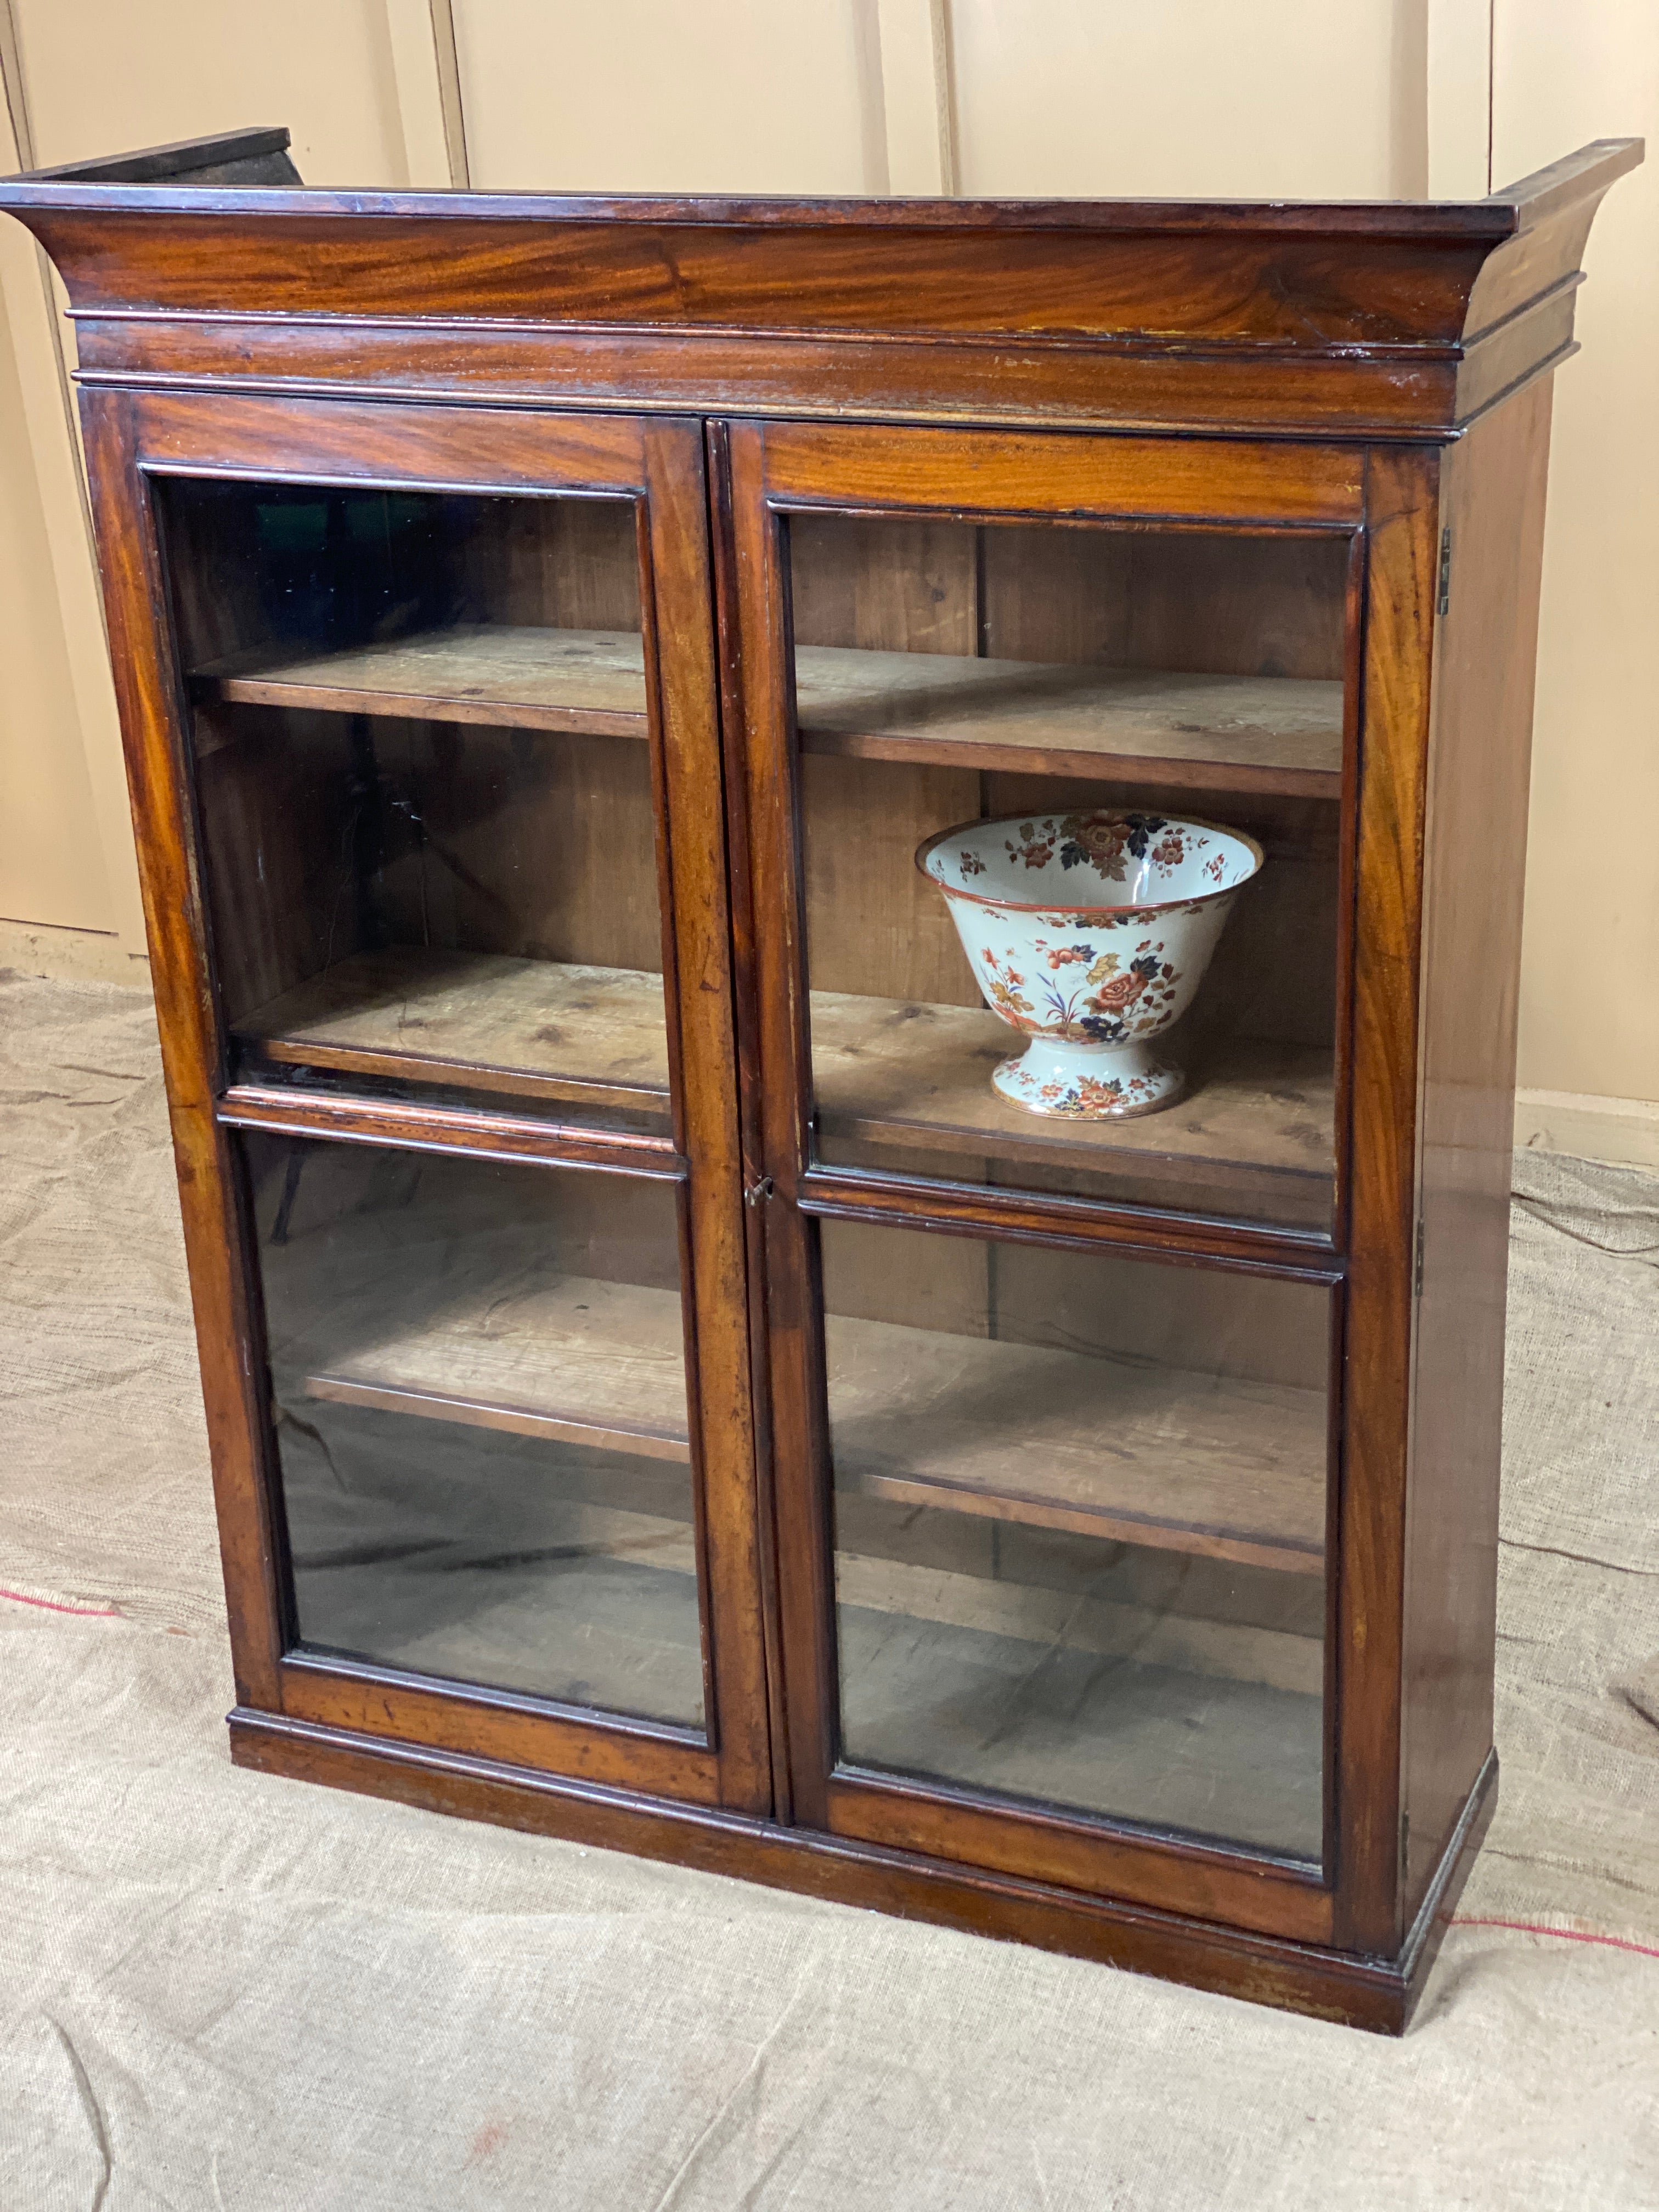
[300,1273,692,1462]
[811,991,1333,1192]
[1332,446,1441,1951]
[234,943,1332,1218]
[798,646,1341,793]
[1402,381,1555,1920]
[198,626,649,735]
[239,947,670,1110]
[278,1216,1324,1575]
[195,624,1341,795]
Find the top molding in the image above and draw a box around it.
[4,129,1639,237]
[0,129,1642,443]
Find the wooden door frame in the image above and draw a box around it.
[719,414,1437,1951]
[78,385,773,1817]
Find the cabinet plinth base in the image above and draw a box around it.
[227,1708,1496,2035]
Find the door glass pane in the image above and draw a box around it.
[789,514,1345,1233]
[821,1216,1328,1858]
[245,1133,704,1729]
[161,478,668,1138]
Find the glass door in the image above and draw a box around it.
[161,465,669,1132]
[781,501,1351,1237]
[104,393,768,1815]
[729,420,1362,1933]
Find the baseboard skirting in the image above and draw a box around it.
[0,915,150,985]
[1515,1087,1659,1171]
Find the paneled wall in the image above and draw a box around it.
[0,0,1653,1133]
[1491,0,1659,1126]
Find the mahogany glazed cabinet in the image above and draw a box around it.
[1,126,1640,2031]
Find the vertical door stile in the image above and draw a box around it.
[643,417,773,1814]
[78,385,291,1714]
[705,419,795,1824]
[728,419,843,1831]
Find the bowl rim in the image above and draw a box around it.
[914,810,1267,918]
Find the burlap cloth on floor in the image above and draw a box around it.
[2,970,1655,2209]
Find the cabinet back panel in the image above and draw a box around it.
[448,496,642,631]
[396,724,663,974]
[245,1135,682,1291]
[981,524,1347,681]
[802,755,983,1006]
[195,704,367,1025]
[196,707,663,1032]
[821,1215,1326,1387]
[790,516,978,654]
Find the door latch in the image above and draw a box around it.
[744,1175,775,1207]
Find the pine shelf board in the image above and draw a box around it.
[810,988,1333,1195]
[194,626,1344,795]
[284,1251,1325,1574]
[830,1312,1325,1573]
[235,947,1331,1201]
[195,627,651,737]
[795,643,1343,795]
[235,946,670,1112]
[297,1271,695,1465]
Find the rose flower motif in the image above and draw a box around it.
[1090,969,1149,1012]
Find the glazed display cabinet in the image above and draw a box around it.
[1,126,1639,2030]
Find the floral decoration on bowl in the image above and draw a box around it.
[916,810,1265,1119]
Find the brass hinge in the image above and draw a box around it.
[744,1175,775,1207]
[1414,1218,1426,1299]
[1437,526,1452,617]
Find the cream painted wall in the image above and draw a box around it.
[14,0,409,185]
[453,0,883,194]
[0,0,1652,1122]
[0,267,110,931]
[1491,0,1659,1102]
[952,0,1427,198]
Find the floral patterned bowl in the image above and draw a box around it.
[916,810,1264,1118]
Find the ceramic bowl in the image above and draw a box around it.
[916,810,1265,1118]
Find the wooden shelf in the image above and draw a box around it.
[795,644,1342,796]
[830,1313,1325,1575]
[194,626,1343,796]
[297,1271,694,1464]
[235,947,670,1113]
[236,949,1331,1212]
[280,1242,1324,1576]
[195,627,650,737]
[811,989,1332,1205]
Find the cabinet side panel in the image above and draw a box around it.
[1402,382,1554,1916]
[1334,448,1438,1953]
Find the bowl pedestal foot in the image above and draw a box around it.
[992,1034,1185,1119]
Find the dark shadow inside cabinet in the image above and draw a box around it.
[160,477,673,1133]
[788,515,1351,1234]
